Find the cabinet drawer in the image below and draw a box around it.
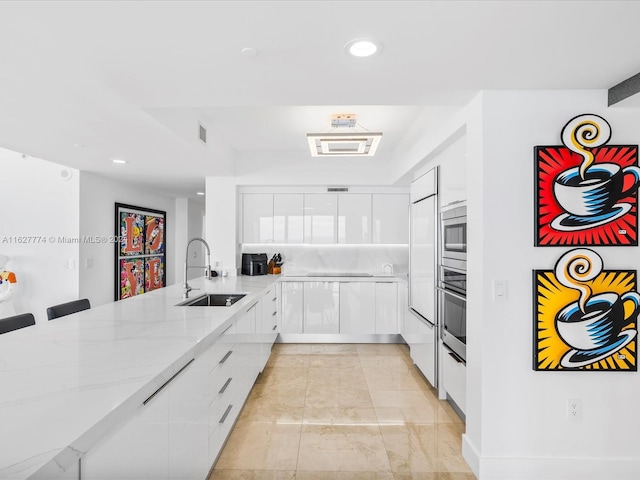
[442,345,466,414]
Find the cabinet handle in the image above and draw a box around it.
[143,358,194,405]
[221,323,234,335]
[272,297,277,302]
[272,325,277,331]
[219,350,233,364]
[219,404,233,424]
[448,351,465,364]
[272,311,277,316]
[247,301,258,312]
[219,377,233,394]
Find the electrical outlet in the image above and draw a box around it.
[567,398,582,421]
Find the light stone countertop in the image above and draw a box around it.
[0,274,280,480]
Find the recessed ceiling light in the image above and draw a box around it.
[345,38,381,58]
[196,191,205,196]
[241,47,258,58]
[112,159,127,164]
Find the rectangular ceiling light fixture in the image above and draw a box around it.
[307,132,382,157]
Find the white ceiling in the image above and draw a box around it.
[1,0,640,197]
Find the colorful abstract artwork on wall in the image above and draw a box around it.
[115,203,166,300]
[534,248,639,371]
[535,114,640,246]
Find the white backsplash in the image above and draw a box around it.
[241,244,409,276]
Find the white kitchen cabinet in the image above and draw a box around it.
[375,282,398,334]
[438,135,467,208]
[242,194,273,243]
[338,194,371,244]
[168,358,210,479]
[304,194,337,244]
[82,370,172,479]
[339,282,375,334]
[274,194,304,243]
[259,285,279,370]
[281,281,304,333]
[372,194,409,244]
[441,342,466,414]
[303,281,339,333]
[404,311,437,388]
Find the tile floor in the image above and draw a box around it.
[210,343,476,480]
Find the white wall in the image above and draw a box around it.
[78,172,177,307]
[205,177,238,275]
[464,90,640,479]
[0,148,80,323]
[175,198,206,282]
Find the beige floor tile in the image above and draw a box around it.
[297,472,395,480]
[209,471,296,480]
[363,368,424,392]
[305,384,373,409]
[392,473,438,480]
[273,344,313,355]
[356,344,405,356]
[298,425,391,472]
[256,367,309,389]
[239,401,305,424]
[310,344,359,355]
[374,404,437,425]
[249,383,307,407]
[359,355,411,370]
[370,389,433,410]
[266,354,311,368]
[303,406,378,426]
[379,424,438,473]
[215,421,302,470]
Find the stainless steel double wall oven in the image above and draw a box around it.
[439,205,467,363]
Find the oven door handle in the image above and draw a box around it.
[435,286,466,301]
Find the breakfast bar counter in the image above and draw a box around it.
[0,275,279,480]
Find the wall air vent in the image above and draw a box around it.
[307,132,382,157]
[327,187,349,192]
[198,123,207,144]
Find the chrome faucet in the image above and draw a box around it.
[183,237,212,299]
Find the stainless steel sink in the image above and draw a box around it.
[176,293,246,307]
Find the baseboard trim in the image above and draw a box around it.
[276,333,403,343]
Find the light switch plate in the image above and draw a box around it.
[493,280,507,301]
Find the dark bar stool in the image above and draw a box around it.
[47,299,91,320]
[0,313,35,334]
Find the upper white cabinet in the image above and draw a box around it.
[242,194,273,243]
[274,194,304,243]
[304,194,337,244]
[372,194,409,244]
[438,135,467,208]
[338,194,371,244]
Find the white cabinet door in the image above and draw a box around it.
[338,194,371,244]
[303,282,339,333]
[404,311,437,388]
[82,378,170,479]
[259,286,279,370]
[242,194,273,243]
[281,282,303,333]
[441,343,466,413]
[168,359,210,479]
[339,282,375,334]
[372,194,409,244]
[409,194,437,325]
[304,194,337,244]
[375,282,398,334]
[438,135,467,208]
[274,194,304,243]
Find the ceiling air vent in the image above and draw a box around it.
[198,123,207,144]
[327,187,349,192]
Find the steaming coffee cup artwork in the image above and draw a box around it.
[550,114,640,231]
[553,249,639,369]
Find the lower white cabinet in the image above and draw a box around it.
[339,282,375,334]
[441,343,466,414]
[375,282,398,334]
[82,367,172,479]
[259,286,279,369]
[280,281,303,334]
[404,310,437,388]
[303,282,339,333]
[83,289,274,480]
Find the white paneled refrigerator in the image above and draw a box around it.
[407,167,438,388]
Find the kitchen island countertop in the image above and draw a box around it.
[0,274,279,480]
